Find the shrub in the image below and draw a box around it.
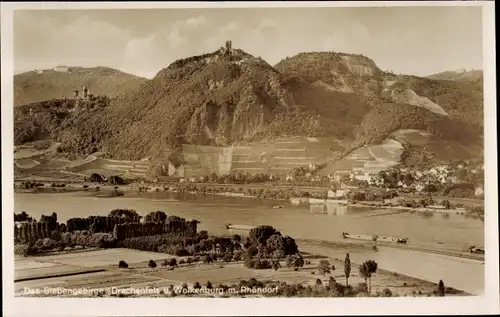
[233,251,242,262]
[14,244,29,256]
[168,258,177,267]
[244,256,255,269]
[50,231,62,241]
[223,252,233,262]
[148,260,157,268]
[203,255,213,264]
[437,280,445,296]
[315,278,322,287]
[317,260,331,275]
[255,259,271,269]
[118,260,129,268]
[356,282,368,294]
[382,288,393,297]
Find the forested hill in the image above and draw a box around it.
[14,66,147,106]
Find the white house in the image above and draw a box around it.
[415,183,425,192]
[334,170,350,181]
[308,162,317,171]
[327,189,335,199]
[328,189,349,199]
[449,176,459,184]
[168,162,185,178]
[353,172,371,182]
[311,176,322,182]
[53,65,69,72]
[371,176,384,186]
[475,186,484,197]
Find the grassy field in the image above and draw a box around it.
[14,246,464,298]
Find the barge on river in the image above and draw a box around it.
[341,232,408,244]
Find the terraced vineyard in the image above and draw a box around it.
[66,158,151,178]
[318,137,404,176]
[181,136,339,177]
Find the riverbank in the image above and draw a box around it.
[14,182,481,216]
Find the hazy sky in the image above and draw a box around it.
[14,6,483,78]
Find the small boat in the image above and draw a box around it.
[225,224,255,231]
[273,205,285,209]
[468,245,485,254]
[396,238,408,244]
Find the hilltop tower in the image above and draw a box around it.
[221,40,233,56]
[82,86,89,99]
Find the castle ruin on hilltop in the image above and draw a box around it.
[73,86,91,100]
[221,40,233,55]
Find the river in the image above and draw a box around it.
[14,192,485,294]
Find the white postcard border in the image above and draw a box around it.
[1,1,498,316]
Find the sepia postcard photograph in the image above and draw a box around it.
[2,1,499,316]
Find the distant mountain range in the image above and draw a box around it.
[426,69,483,83]
[14,43,484,168]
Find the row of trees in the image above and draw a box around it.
[14,211,34,222]
[179,184,327,201]
[66,210,142,232]
[347,190,399,203]
[14,212,59,244]
[86,173,128,185]
[14,209,201,254]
